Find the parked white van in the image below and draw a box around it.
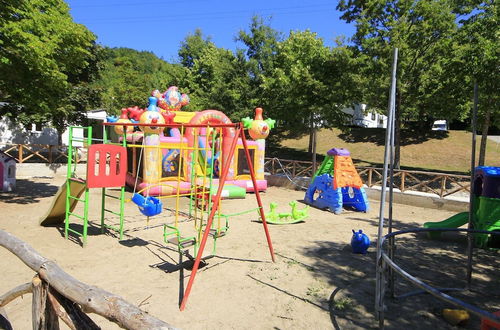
[432,120,448,131]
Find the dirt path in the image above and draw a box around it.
[0,176,498,329]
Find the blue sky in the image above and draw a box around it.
[66,0,355,62]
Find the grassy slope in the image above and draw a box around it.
[275,128,500,173]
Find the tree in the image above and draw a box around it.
[452,1,498,165]
[261,31,353,154]
[181,42,253,120]
[95,47,185,114]
[178,28,214,69]
[236,16,282,107]
[337,0,460,168]
[0,0,99,136]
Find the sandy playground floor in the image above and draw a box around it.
[0,174,498,329]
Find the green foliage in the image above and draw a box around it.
[453,1,498,127]
[94,47,185,114]
[237,16,282,92]
[178,29,255,120]
[337,0,461,124]
[0,0,98,131]
[178,28,213,69]
[262,31,352,138]
[183,45,253,120]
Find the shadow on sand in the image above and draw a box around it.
[0,179,58,204]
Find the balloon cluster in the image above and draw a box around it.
[107,86,190,135]
[152,86,190,112]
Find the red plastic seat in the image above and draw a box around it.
[87,144,127,188]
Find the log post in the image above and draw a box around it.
[32,275,59,330]
[440,176,446,198]
[400,171,406,192]
[19,145,23,163]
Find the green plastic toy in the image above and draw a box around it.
[260,201,309,224]
[289,201,310,221]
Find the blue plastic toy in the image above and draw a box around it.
[304,148,369,214]
[131,193,163,217]
[351,229,370,254]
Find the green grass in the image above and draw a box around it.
[270,128,500,173]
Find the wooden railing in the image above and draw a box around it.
[264,157,471,198]
[0,230,174,329]
[0,143,86,164]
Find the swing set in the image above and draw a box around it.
[104,120,275,310]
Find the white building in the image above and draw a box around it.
[0,109,107,146]
[342,104,387,128]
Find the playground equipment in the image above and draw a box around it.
[375,51,500,328]
[103,89,276,310]
[304,148,369,214]
[0,150,16,192]
[351,229,370,254]
[260,201,309,224]
[39,126,128,246]
[289,200,309,221]
[424,166,500,248]
[107,88,271,198]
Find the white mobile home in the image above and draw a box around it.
[342,104,387,128]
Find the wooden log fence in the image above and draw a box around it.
[0,229,175,330]
[0,143,86,164]
[264,157,471,198]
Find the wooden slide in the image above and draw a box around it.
[39,179,86,226]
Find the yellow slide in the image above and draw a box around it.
[39,179,86,226]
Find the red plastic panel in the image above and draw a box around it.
[87,144,127,188]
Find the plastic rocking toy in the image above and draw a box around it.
[132,193,163,217]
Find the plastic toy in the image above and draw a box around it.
[264,202,292,223]
[480,309,500,330]
[289,201,309,221]
[242,107,275,140]
[424,166,500,248]
[442,309,469,326]
[0,150,16,192]
[351,229,370,254]
[114,108,134,135]
[119,101,270,197]
[131,193,163,217]
[259,201,308,224]
[304,148,369,214]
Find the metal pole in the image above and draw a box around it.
[179,125,241,311]
[466,81,478,287]
[240,126,276,262]
[388,82,396,298]
[375,47,398,328]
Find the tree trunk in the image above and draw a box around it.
[478,106,491,166]
[394,90,401,169]
[311,128,317,176]
[308,112,314,154]
[0,229,176,330]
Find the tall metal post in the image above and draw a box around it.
[387,80,397,298]
[179,125,242,311]
[375,47,398,328]
[466,82,478,287]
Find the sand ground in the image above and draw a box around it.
[0,174,498,329]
